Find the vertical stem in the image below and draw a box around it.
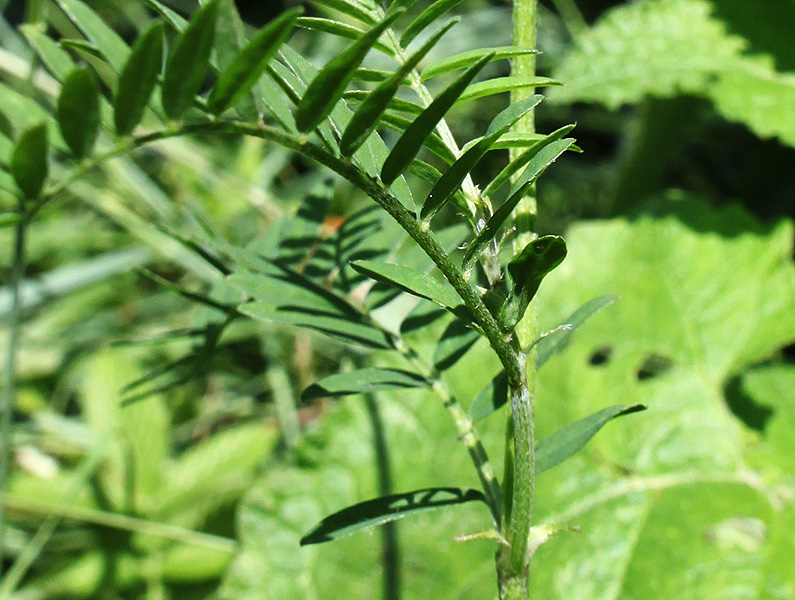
[0,214,26,573]
[497,1,539,598]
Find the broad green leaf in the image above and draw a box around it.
[456,76,561,105]
[57,67,99,158]
[20,25,75,81]
[535,295,617,367]
[340,18,457,156]
[535,404,646,475]
[301,487,486,545]
[295,17,394,55]
[207,8,302,115]
[400,0,462,48]
[462,139,574,272]
[483,124,575,198]
[55,0,130,72]
[421,94,543,221]
[350,260,462,310]
[302,368,429,401]
[12,123,48,198]
[114,23,164,136]
[422,46,538,81]
[295,9,403,132]
[433,320,480,372]
[162,0,218,119]
[381,53,493,185]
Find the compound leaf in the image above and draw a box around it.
[400,0,462,48]
[351,260,462,310]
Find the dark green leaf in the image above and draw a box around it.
[400,300,446,334]
[535,295,617,367]
[295,10,403,132]
[381,53,493,185]
[340,19,457,156]
[421,94,542,221]
[12,123,48,198]
[536,404,647,474]
[469,371,508,421]
[462,139,574,272]
[207,8,302,115]
[57,67,99,158]
[378,113,456,163]
[295,17,393,55]
[483,124,575,198]
[351,260,461,310]
[301,487,486,545]
[59,39,105,61]
[433,320,480,372]
[456,76,562,105]
[343,90,425,114]
[162,0,219,119]
[142,0,187,31]
[302,368,428,401]
[114,23,164,135]
[215,0,261,120]
[55,0,130,71]
[400,0,462,48]
[422,46,538,81]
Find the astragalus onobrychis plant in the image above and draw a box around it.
[1,0,647,597]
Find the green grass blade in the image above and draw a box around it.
[535,295,618,367]
[462,139,574,272]
[295,9,404,133]
[207,8,301,115]
[421,46,538,81]
[54,0,130,71]
[340,18,457,156]
[351,260,462,310]
[20,25,75,81]
[114,23,164,136]
[400,0,462,48]
[536,404,646,474]
[302,368,429,401]
[301,488,486,545]
[57,67,100,159]
[381,53,493,185]
[483,124,575,198]
[421,94,542,221]
[162,0,218,119]
[12,123,48,199]
[456,76,562,105]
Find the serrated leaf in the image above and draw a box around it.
[162,0,218,119]
[300,487,486,545]
[21,25,75,81]
[421,94,542,221]
[350,260,462,311]
[535,295,617,367]
[55,0,130,72]
[456,76,561,105]
[56,67,99,158]
[400,0,462,48]
[295,9,403,132]
[536,404,646,475]
[483,124,575,198]
[12,123,48,198]
[381,53,493,185]
[462,139,574,272]
[207,8,302,115]
[433,320,480,372]
[114,23,164,135]
[340,18,457,156]
[302,368,429,401]
[421,46,538,81]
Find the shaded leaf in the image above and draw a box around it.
[57,67,99,158]
[295,17,393,55]
[295,9,404,132]
[469,371,508,421]
[114,23,164,135]
[301,487,486,545]
[535,404,646,474]
[433,320,480,372]
[20,25,75,81]
[12,123,48,198]
[207,8,302,115]
[162,0,219,119]
[302,368,429,401]
[142,0,188,31]
[381,53,493,185]
[310,0,376,24]
[422,46,538,81]
[55,0,130,71]
[400,0,462,48]
[351,260,462,310]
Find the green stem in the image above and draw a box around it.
[0,213,26,574]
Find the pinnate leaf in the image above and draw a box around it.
[57,67,99,158]
[350,260,462,311]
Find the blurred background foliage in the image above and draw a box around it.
[0,0,793,598]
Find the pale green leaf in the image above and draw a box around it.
[302,368,429,401]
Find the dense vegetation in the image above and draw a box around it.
[0,0,793,598]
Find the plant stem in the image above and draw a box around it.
[0,212,26,574]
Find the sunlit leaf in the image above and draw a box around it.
[433,320,480,372]
[400,0,462,48]
[422,46,538,81]
[350,260,462,311]
[302,368,429,401]
[456,76,561,105]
